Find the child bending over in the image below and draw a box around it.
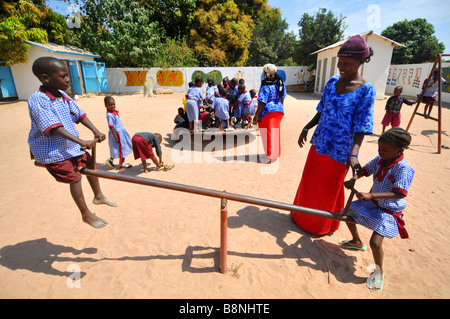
[340,127,415,292]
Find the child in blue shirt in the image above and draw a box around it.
[28,57,115,229]
[206,77,218,105]
[211,86,230,131]
[104,96,133,170]
[185,76,204,132]
[340,127,414,292]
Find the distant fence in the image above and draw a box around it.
[105,66,313,94]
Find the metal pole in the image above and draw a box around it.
[438,54,442,154]
[80,168,355,223]
[220,198,228,274]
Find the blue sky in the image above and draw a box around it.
[47,0,450,52]
[267,0,450,52]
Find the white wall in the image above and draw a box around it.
[386,62,450,103]
[106,66,312,94]
[314,34,398,99]
[11,46,95,100]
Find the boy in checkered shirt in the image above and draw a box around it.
[28,57,116,229]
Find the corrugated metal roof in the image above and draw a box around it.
[310,31,405,55]
[25,40,101,58]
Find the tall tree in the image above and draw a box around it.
[247,7,296,66]
[0,0,70,65]
[140,0,197,39]
[381,18,445,64]
[189,0,253,66]
[70,0,162,67]
[294,8,346,67]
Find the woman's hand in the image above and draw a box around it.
[298,129,308,148]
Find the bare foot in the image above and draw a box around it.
[83,212,108,228]
[93,196,118,207]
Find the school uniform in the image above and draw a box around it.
[211,96,230,121]
[185,86,204,122]
[106,109,133,162]
[28,86,93,183]
[347,154,415,238]
[206,85,218,104]
[238,91,255,116]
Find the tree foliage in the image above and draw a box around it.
[381,18,445,64]
[153,37,198,68]
[247,7,296,66]
[189,0,253,66]
[0,0,70,65]
[70,0,162,67]
[294,7,346,67]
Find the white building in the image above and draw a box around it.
[8,40,107,101]
[311,31,405,99]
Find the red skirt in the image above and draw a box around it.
[258,111,283,159]
[132,135,154,160]
[291,146,348,235]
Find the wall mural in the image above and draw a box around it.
[387,66,450,93]
[156,70,184,87]
[191,70,222,84]
[123,70,148,86]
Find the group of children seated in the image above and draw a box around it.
[175,76,257,132]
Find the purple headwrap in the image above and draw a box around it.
[337,35,370,59]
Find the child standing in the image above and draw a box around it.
[340,127,415,292]
[381,86,415,133]
[28,57,116,229]
[422,69,449,117]
[185,76,205,132]
[211,86,230,131]
[104,96,133,170]
[236,84,255,127]
[206,77,218,105]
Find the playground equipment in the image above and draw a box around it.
[35,141,356,274]
[406,53,450,154]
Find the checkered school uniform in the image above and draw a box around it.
[347,154,415,238]
[28,87,86,164]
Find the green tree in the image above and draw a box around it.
[71,0,162,67]
[0,0,70,65]
[140,0,197,39]
[247,7,296,66]
[381,18,445,64]
[294,7,346,67]
[189,0,253,66]
[153,37,198,68]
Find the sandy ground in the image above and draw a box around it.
[0,89,449,300]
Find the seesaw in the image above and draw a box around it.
[34,139,356,274]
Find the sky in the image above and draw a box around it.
[267,0,450,52]
[46,0,450,52]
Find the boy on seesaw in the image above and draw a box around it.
[28,57,116,229]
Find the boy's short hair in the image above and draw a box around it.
[104,96,114,104]
[32,56,65,79]
[194,76,204,84]
[394,86,403,91]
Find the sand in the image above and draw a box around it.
[0,90,449,300]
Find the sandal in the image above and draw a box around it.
[339,239,367,251]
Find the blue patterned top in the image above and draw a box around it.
[348,154,414,238]
[310,75,375,164]
[257,83,286,120]
[28,87,86,163]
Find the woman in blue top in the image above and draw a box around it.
[291,35,376,235]
[253,64,286,160]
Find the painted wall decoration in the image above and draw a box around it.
[123,70,148,86]
[156,70,184,87]
[387,65,450,95]
[191,70,222,84]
